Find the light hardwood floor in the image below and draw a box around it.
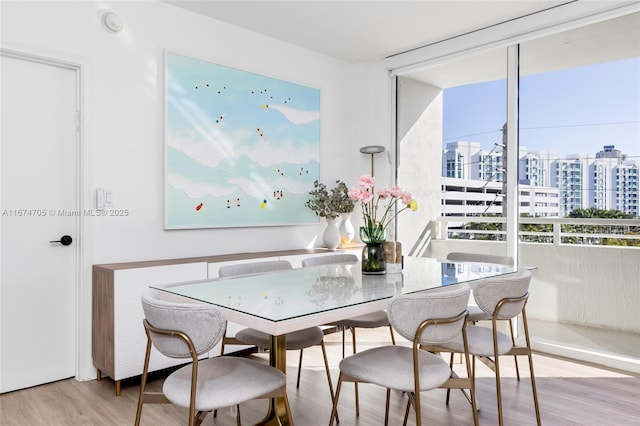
[1,329,639,425]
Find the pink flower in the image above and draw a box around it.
[359,175,374,189]
[360,189,373,204]
[390,185,403,198]
[377,188,391,199]
[349,176,418,237]
[348,188,361,201]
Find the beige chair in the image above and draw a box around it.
[135,292,292,426]
[329,284,477,426]
[302,254,396,415]
[425,267,541,426]
[217,260,336,405]
[446,252,521,379]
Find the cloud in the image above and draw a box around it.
[169,128,318,169]
[168,173,235,198]
[269,104,320,124]
[244,138,318,167]
[227,176,272,198]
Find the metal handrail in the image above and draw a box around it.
[436,216,640,245]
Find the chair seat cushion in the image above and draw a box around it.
[439,324,513,357]
[339,346,451,392]
[163,357,285,411]
[467,305,491,322]
[235,326,324,351]
[336,310,390,328]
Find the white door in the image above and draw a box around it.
[1,52,78,393]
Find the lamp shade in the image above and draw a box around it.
[359,145,385,154]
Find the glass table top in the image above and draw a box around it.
[153,256,517,323]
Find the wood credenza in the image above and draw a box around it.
[92,247,361,395]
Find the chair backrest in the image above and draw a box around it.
[387,284,470,345]
[447,252,514,266]
[473,267,532,320]
[301,254,358,268]
[218,259,292,278]
[141,293,225,358]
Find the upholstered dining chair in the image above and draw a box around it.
[446,252,521,378]
[135,292,292,426]
[424,267,541,426]
[329,284,477,426]
[302,253,396,415]
[217,259,336,405]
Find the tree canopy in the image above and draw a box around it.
[567,207,634,219]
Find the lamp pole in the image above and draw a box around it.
[359,145,386,193]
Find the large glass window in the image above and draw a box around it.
[398,12,639,248]
[519,12,640,244]
[394,9,639,374]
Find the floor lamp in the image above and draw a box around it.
[359,145,401,270]
[359,145,385,182]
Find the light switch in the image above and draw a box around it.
[96,188,104,210]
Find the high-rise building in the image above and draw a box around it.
[442,141,479,179]
[519,150,558,187]
[615,162,639,217]
[442,143,639,218]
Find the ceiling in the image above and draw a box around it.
[165,1,639,88]
[165,1,571,63]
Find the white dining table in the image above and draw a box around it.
[152,255,517,425]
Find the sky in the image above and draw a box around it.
[443,57,640,161]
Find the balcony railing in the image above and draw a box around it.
[436,216,640,246]
[423,217,640,373]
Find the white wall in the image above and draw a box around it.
[2,0,392,264]
[396,77,443,253]
[1,0,392,380]
[430,238,640,334]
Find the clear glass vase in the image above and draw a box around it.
[360,226,386,274]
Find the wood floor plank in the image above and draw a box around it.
[1,329,638,425]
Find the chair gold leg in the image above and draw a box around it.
[408,392,421,426]
[403,398,411,426]
[522,309,541,425]
[384,388,391,426]
[463,346,479,426]
[135,337,153,426]
[328,374,343,426]
[446,352,454,405]
[279,387,294,426]
[296,348,304,388]
[350,327,360,416]
[389,324,396,345]
[320,340,338,423]
[509,318,520,381]
[493,326,505,426]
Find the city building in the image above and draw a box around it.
[443,142,639,218]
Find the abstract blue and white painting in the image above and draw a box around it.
[165,52,320,229]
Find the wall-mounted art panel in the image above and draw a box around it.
[165,51,320,229]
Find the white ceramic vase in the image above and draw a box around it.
[339,212,355,245]
[323,217,341,250]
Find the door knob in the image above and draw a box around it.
[49,235,73,246]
